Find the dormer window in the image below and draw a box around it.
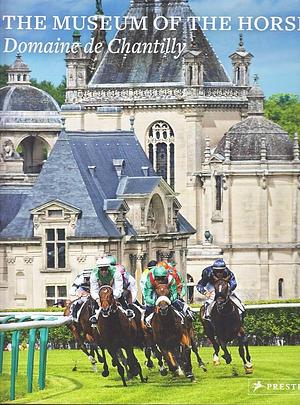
[48,209,63,217]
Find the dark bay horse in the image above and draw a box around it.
[151,283,194,381]
[64,298,108,375]
[200,278,253,374]
[95,285,147,386]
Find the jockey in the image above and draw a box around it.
[165,261,194,319]
[89,256,133,324]
[140,260,157,294]
[143,265,193,324]
[69,269,91,320]
[116,264,140,308]
[196,259,245,320]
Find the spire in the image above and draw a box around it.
[96,0,103,15]
[229,35,253,86]
[7,54,31,85]
[247,75,265,116]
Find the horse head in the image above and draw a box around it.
[213,278,230,312]
[155,295,171,316]
[155,282,170,297]
[99,285,116,317]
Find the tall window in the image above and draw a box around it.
[46,228,66,269]
[215,175,222,211]
[46,285,67,307]
[148,121,175,189]
[278,278,284,298]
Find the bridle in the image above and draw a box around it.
[99,285,117,317]
[213,277,231,312]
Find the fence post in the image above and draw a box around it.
[38,327,49,390]
[0,316,16,375]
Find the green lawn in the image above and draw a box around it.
[1,346,300,404]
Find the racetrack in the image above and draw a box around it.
[1,346,300,404]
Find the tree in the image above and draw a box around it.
[31,77,66,106]
[264,93,300,139]
[0,64,9,87]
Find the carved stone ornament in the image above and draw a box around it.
[24,257,34,264]
[77,255,86,263]
[7,257,16,264]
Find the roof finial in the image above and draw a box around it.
[204,138,211,163]
[96,0,103,15]
[253,73,259,84]
[238,33,245,51]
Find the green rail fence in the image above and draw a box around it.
[0,314,71,401]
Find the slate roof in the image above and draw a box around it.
[0,188,31,232]
[215,116,294,161]
[0,85,60,112]
[90,0,229,85]
[0,131,194,239]
[117,176,160,196]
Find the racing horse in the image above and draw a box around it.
[200,277,253,374]
[151,283,194,381]
[64,298,108,375]
[95,285,148,386]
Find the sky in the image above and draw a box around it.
[0,0,299,97]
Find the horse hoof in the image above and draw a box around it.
[186,373,195,381]
[222,354,232,364]
[102,369,109,377]
[213,360,220,366]
[244,365,253,374]
[142,377,148,383]
[160,368,168,376]
[201,365,208,372]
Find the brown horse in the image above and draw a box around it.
[64,298,109,376]
[95,285,147,386]
[151,283,194,381]
[200,278,253,374]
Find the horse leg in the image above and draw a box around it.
[125,347,147,383]
[238,333,253,374]
[219,340,232,364]
[202,320,220,365]
[108,347,127,387]
[190,336,207,372]
[144,347,154,369]
[100,348,109,377]
[182,345,195,381]
[70,326,97,372]
[152,345,168,376]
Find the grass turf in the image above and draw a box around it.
[1,346,300,404]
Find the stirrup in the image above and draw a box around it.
[125,309,135,319]
[89,315,97,324]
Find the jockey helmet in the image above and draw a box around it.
[83,269,91,277]
[116,264,126,275]
[158,261,170,270]
[212,259,226,273]
[153,266,168,278]
[106,255,117,266]
[96,257,111,268]
[147,260,157,268]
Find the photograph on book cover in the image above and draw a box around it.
[0,0,299,404]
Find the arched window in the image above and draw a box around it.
[148,121,175,189]
[18,135,49,174]
[278,278,284,298]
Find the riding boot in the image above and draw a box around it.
[118,295,135,319]
[89,299,99,325]
[72,301,80,321]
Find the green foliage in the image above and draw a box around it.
[31,77,66,106]
[0,64,9,87]
[193,307,300,344]
[264,93,300,139]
